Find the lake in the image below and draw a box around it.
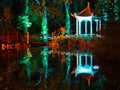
[0,46,120,90]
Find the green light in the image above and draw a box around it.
[66,54,71,81]
[20,57,29,64]
[17,15,32,33]
[41,46,48,79]
[41,7,48,42]
[41,16,48,34]
[19,48,32,64]
[41,7,48,35]
[65,2,70,35]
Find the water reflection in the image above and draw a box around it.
[0,46,107,89]
[19,46,101,88]
[0,50,18,64]
[72,52,99,85]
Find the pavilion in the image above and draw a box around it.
[75,52,99,76]
[75,52,99,85]
[71,2,101,37]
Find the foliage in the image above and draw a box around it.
[17,15,32,32]
[94,0,120,22]
[1,0,120,34]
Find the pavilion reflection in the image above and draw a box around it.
[18,46,102,89]
[52,48,99,85]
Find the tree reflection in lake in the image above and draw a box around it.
[0,46,108,89]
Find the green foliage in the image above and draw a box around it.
[94,0,120,22]
[65,2,70,34]
[41,16,48,34]
[17,15,32,32]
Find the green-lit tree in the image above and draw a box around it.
[94,0,120,22]
[114,0,120,21]
[64,0,72,35]
[40,0,48,41]
[17,0,32,44]
[41,7,48,41]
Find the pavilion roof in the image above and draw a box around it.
[82,74,93,85]
[77,2,92,16]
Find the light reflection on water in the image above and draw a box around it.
[0,46,107,89]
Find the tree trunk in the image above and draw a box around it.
[65,2,70,35]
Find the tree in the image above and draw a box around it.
[17,0,32,44]
[114,0,120,21]
[64,0,72,35]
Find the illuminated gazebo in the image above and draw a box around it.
[71,2,101,36]
[52,49,99,85]
[72,52,99,85]
[75,52,99,76]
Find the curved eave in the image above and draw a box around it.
[77,13,93,17]
[75,14,93,21]
[76,14,93,17]
[78,2,92,15]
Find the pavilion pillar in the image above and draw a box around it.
[99,20,101,31]
[76,53,79,66]
[79,54,82,67]
[76,20,78,36]
[95,20,99,32]
[85,21,88,35]
[85,55,87,65]
[90,20,93,35]
[79,20,81,35]
[90,55,93,67]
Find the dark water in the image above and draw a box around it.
[0,46,120,90]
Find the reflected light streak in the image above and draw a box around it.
[41,46,48,79]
